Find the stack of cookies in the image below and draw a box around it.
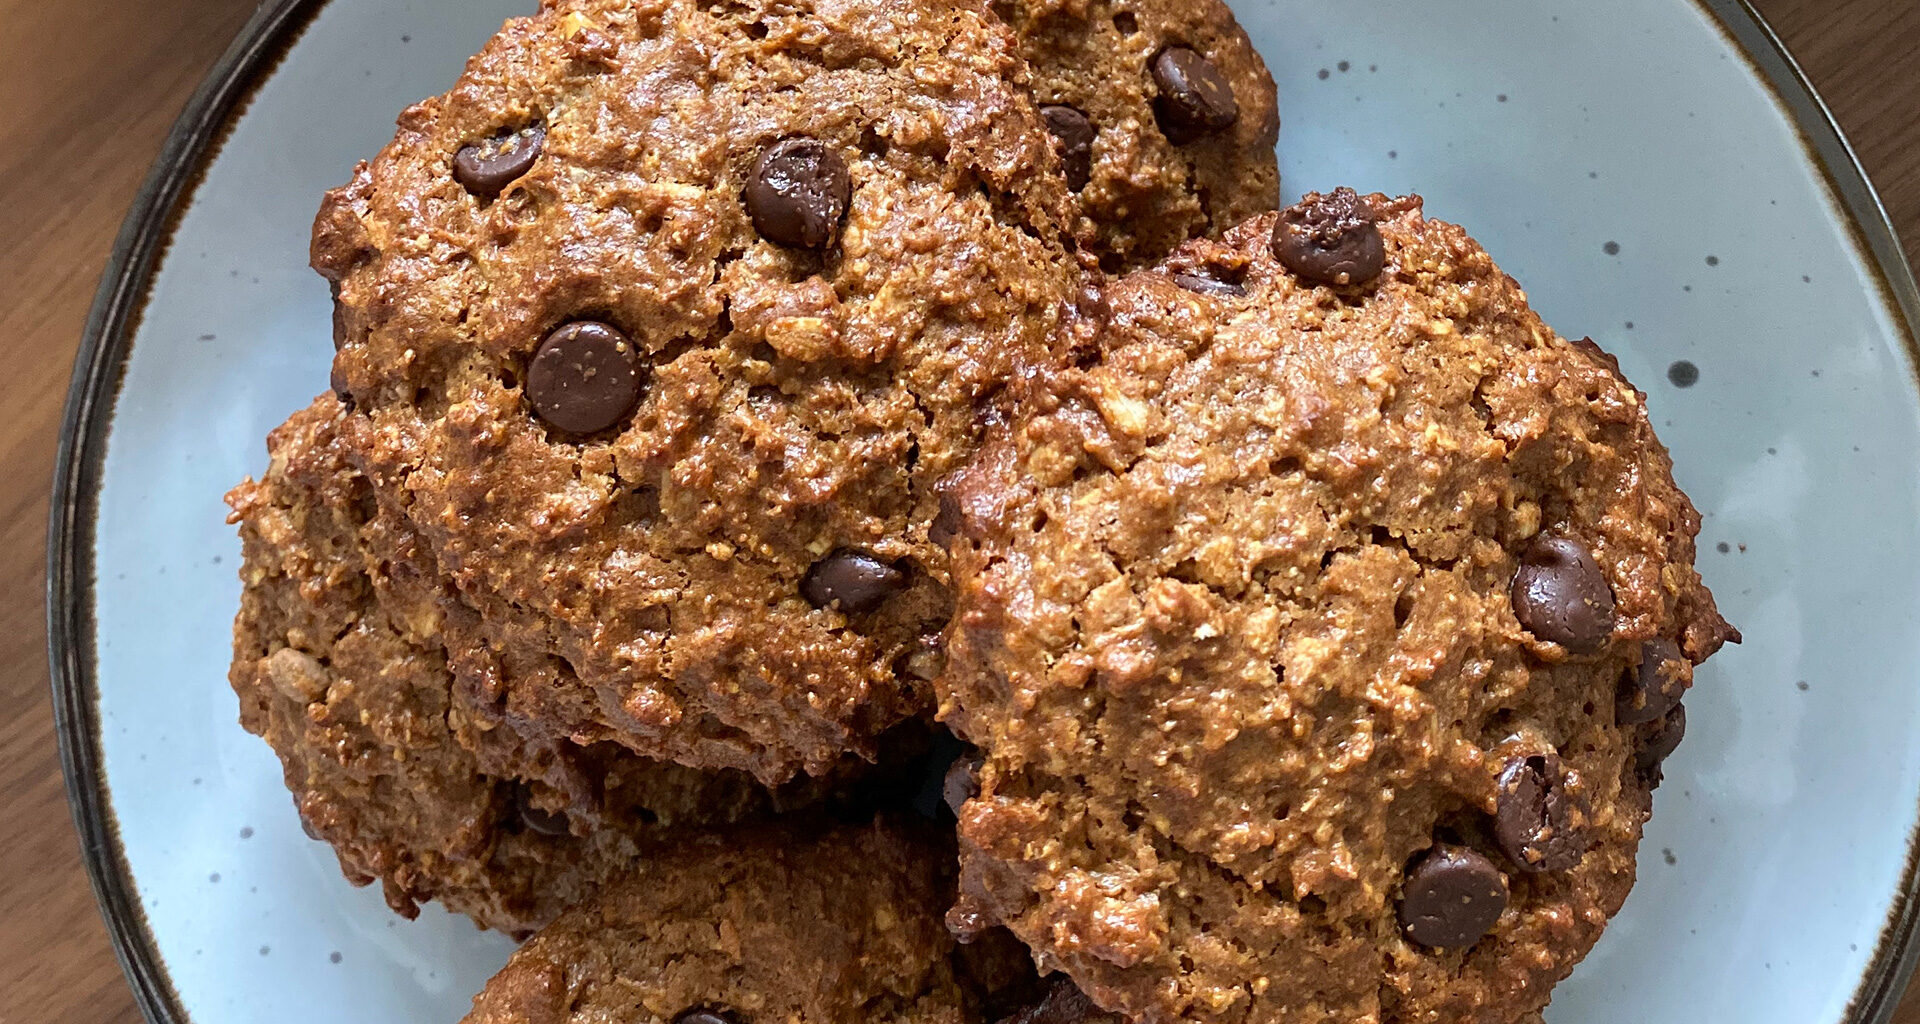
[226,0,1738,1020]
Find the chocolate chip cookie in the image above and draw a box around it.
[314,0,1084,785]
[1004,0,1281,269]
[460,821,1048,1024]
[229,396,842,934]
[938,193,1739,1024]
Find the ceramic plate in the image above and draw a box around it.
[48,0,1920,1021]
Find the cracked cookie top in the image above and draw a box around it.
[937,195,1737,1024]
[313,0,1082,785]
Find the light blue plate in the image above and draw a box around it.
[49,1,1920,1022]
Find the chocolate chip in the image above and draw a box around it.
[329,280,349,351]
[1618,638,1688,725]
[1399,845,1508,949]
[1151,47,1239,139]
[1637,703,1686,774]
[801,549,906,614]
[1171,271,1247,297]
[330,362,353,406]
[527,321,643,435]
[453,125,545,198]
[1271,188,1386,287]
[1494,752,1587,872]
[300,815,322,841]
[513,784,569,837]
[1510,536,1615,654]
[1040,105,1096,191]
[930,488,963,548]
[943,754,983,813]
[995,979,1121,1024]
[675,1010,743,1024]
[745,137,851,249]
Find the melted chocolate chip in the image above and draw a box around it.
[513,784,570,837]
[1618,638,1688,725]
[1510,536,1616,654]
[330,362,353,406]
[675,1010,743,1024]
[1399,845,1508,949]
[1494,752,1587,872]
[329,280,349,351]
[801,549,907,614]
[1271,188,1386,287]
[931,488,964,548]
[943,753,984,814]
[995,979,1122,1024]
[1151,47,1239,140]
[527,321,643,435]
[1637,703,1687,775]
[1171,270,1247,297]
[1040,105,1096,191]
[745,137,851,250]
[453,125,546,198]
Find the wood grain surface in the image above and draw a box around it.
[0,1,1912,1022]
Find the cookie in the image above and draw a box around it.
[1005,0,1281,269]
[314,0,1082,786]
[459,821,1052,1024]
[937,194,1739,1024]
[229,396,848,934]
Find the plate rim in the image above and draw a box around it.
[43,1,1920,1022]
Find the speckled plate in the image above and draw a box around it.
[47,0,1920,1021]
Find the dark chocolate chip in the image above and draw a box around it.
[453,125,546,198]
[513,784,570,837]
[943,753,984,813]
[901,633,947,682]
[1637,703,1687,774]
[675,1010,743,1024]
[1040,105,1096,191]
[329,280,349,351]
[995,979,1121,1024]
[930,488,964,548]
[1510,535,1616,654]
[1494,752,1587,872]
[1171,271,1247,297]
[527,321,643,435]
[300,815,322,841]
[330,362,353,406]
[745,137,851,249]
[1399,845,1508,949]
[1271,188,1386,287]
[1618,638,1688,725]
[1151,47,1239,140]
[801,549,907,614]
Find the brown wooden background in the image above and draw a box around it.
[0,1,1914,1021]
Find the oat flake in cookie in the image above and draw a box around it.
[460,821,1052,1024]
[314,0,1082,785]
[939,194,1738,1024]
[1001,0,1281,269]
[228,397,842,934]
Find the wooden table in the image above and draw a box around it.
[0,1,1913,1021]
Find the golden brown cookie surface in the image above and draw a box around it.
[460,822,1045,1024]
[1004,0,1281,269]
[228,397,843,934]
[938,196,1738,1024]
[316,0,1083,785]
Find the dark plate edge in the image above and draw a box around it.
[40,1,1920,1023]
[44,1,326,1022]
